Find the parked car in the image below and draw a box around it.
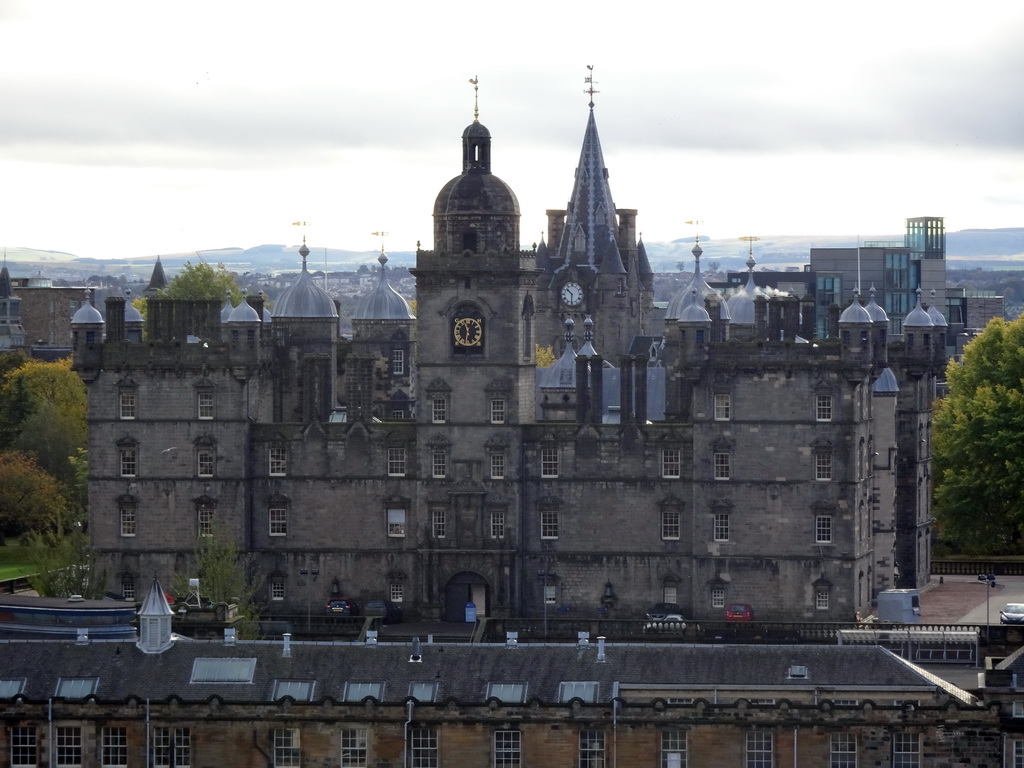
[325,598,360,616]
[363,599,403,624]
[1000,603,1024,624]
[643,613,686,632]
[725,603,754,622]
[645,602,684,621]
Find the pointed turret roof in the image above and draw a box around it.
[272,243,338,319]
[144,256,167,296]
[0,263,13,299]
[554,107,623,274]
[353,251,415,321]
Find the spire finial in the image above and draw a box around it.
[584,65,599,109]
[469,76,479,122]
[686,219,703,247]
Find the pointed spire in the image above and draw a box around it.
[137,577,174,654]
[144,256,167,296]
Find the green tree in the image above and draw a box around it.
[0,451,69,544]
[27,526,107,599]
[165,261,243,303]
[174,527,262,638]
[933,316,1024,553]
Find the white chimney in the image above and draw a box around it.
[283,633,292,658]
[596,636,606,662]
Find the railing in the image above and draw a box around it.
[933,560,1024,577]
[0,576,33,594]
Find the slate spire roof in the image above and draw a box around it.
[554,106,624,275]
[144,256,167,296]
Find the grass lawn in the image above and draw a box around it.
[0,538,38,581]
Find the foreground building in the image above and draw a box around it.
[0,584,1006,768]
[72,97,946,623]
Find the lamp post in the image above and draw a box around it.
[299,566,319,634]
[537,564,555,639]
[978,573,996,645]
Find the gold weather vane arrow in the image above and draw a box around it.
[292,221,310,245]
[685,220,704,245]
[739,236,760,257]
[371,231,389,254]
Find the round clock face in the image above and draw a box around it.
[453,317,483,347]
[561,281,584,307]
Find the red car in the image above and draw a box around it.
[725,603,754,621]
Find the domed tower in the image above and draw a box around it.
[413,95,537,428]
[347,250,416,421]
[270,242,339,423]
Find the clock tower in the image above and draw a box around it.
[412,105,537,427]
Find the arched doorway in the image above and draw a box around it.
[443,572,489,623]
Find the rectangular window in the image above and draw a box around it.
[714,393,731,421]
[197,449,215,478]
[713,452,731,480]
[432,508,446,538]
[494,730,521,768]
[711,588,726,608]
[431,449,447,478]
[153,727,191,768]
[410,728,438,768]
[892,733,919,768]
[344,682,384,701]
[431,398,447,423]
[487,683,528,703]
[121,575,136,601]
[390,582,404,602]
[198,391,214,420]
[102,727,128,768]
[662,509,680,540]
[816,589,830,610]
[490,509,506,539]
[56,726,82,768]
[541,446,559,478]
[829,733,856,768]
[198,505,214,537]
[746,730,773,768]
[713,513,730,542]
[663,584,678,604]
[120,506,136,537]
[662,729,687,768]
[815,515,833,543]
[490,398,506,424]
[1013,740,1024,768]
[119,392,136,420]
[387,508,406,537]
[387,447,407,476]
[270,578,285,601]
[540,509,559,539]
[579,730,605,768]
[341,728,367,768]
[558,681,599,703]
[391,349,405,376]
[269,507,288,536]
[269,447,287,476]
[10,726,37,768]
[490,452,506,480]
[662,448,681,478]
[816,452,833,481]
[544,584,557,605]
[816,394,833,422]
[120,447,137,478]
[1014,701,1024,718]
[273,728,301,768]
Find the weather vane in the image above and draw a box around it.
[584,65,599,109]
[685,219,703,245]
[292,220,310,245]
[739,235,760,257]
[371,231,389,255]
[469,76,479,122]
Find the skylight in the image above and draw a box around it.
[558,681,599,703]
[272,680,315,701]
[0,679,26,698]
[344,682,384,702]
[190,658,256,684]
[55,677,99,698]
[486,683,527,703]
[409,682,438,702]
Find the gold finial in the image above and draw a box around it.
[739,235,760,257]
[469,76,479,122]
[292,220,310,245]
[371,230,389,255]
[685,219,703,245]
[584,65,599,109]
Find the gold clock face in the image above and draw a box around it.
[453,317,483,347]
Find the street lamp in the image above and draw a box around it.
[299,566,320,633]
[978,573,996,645]
[537,566,555,638]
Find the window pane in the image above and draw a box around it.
[494,730,521,768]
[341,728,367,768]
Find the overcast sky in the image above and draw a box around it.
[2,1,1022,261]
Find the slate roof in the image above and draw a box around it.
[0,639,964,705]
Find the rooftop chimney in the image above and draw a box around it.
[409,636,422,663]
[596,636,607,662]
[283,633,292,658]
[224,627,236,646]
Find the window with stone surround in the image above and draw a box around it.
[662,448,681,478]
[490,452,506,480]
[540,509,559,539]
[579,730,605,768]
[815,515,833,544]
[816,393,833,422]
[387,447,407,477]
[541,445,559,478]
[892,732,919,768]
[272,728,300,768]
[269,446,287,476]
[101,727,128,768]
[119,444,137,478]
[662,508,680,540]
[340,728,367,768]
[10,726,37,768]
[197,390,214,420]
[152,726,190,768]
[713,513,730,542]
[269,507,287,536]
[745,730,773,768]
[119,391,136,420]
[490,398,507,424]
[714,392,731,421]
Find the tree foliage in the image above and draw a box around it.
[535,344,557,367]
[933,316,1024,553]
[27,526,107,599]
[0,451,69,544]
[164,261,243,303]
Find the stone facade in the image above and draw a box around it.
[73,105,945,624]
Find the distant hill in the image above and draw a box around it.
[5,228,1023,280]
